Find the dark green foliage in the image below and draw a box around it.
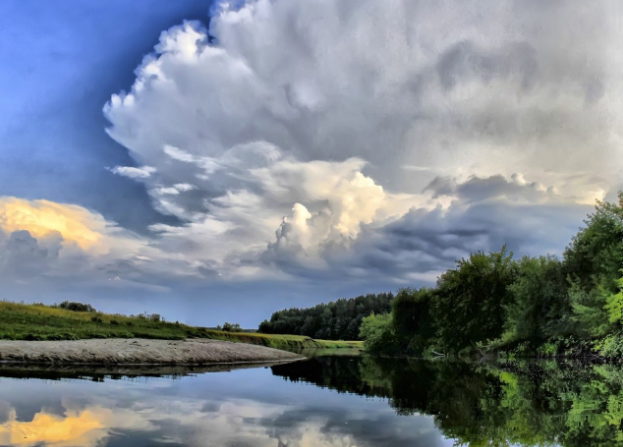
[58,301,96,312]
[391,288,435,354]
[564,192,623,294]
[221,322,242,332]
[563,194,623,338]
[505,256,571,342]
[258,292,394,340]
[432,246,517,354]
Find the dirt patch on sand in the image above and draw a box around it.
[0,338,303,366]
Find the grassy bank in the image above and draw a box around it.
[0,301,362,351]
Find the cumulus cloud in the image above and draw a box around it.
[97,0,623,285]
[0,197,200,289]
[0,0,606,296]
[262,174,593,282]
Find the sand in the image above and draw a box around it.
[0,338,303,366]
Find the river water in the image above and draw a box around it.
[0,354,619,446]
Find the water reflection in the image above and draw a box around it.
[0,359,451,447]
[273,357,623,447]
[1,356,622,446]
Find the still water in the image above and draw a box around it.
[0,355,620,446]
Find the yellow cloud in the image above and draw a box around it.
[0,197,105,251]
[0,409,108,447]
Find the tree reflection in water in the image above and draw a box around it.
[272,356,623,447]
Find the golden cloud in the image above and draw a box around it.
[0,409,108,447]
[0,197,107,252]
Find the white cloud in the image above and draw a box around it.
[155,183,196,195]
[0,197,202,289]
[90,0,623,285]
[108,166,156,179]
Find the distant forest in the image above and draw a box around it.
[257,292,394,340]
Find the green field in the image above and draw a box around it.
[0,301,363,352]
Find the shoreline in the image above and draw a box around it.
[0,338,303,366]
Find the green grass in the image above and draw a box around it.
[0,301,363,351]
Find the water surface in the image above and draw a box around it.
[0,356,620,446]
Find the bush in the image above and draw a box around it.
[59,301,96,312]
[91,315,103,323]
[221,322,243,332]
[359,313,400,355]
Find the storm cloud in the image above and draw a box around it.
[101,0,619,282]
[2,0,621,323]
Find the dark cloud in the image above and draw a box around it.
[0,230,63,276]
[437,41,538,91]
[348,176,591,283]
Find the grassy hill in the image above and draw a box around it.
[0,301,362,351]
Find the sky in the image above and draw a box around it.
[1,0,622,327]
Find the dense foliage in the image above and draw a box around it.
[360,193,623,358]
[258,292,394,340]
[56,301,96,312]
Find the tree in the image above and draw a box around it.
[359,313,399,354]
[391,288,436,354]
[564,192,623,294]
[222,322,242,332]
[432,246,517,354]
[505,256,570,343]
[564,193,623,338]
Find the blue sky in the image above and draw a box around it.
[0,0,621,326]
[0,0,212,231]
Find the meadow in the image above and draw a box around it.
[0,301,362,351]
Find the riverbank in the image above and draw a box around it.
[0,301,363,352]
[0,338,302,365]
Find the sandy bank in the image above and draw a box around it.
[0,338,303,366]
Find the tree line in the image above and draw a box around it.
[361,193,623,357]
[257,292,394,340]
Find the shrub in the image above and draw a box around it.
[359,313,400,355]
[59,301,96,312]
[222,322,243,332]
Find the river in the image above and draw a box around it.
[0,354,619,446]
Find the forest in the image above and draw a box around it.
[257,292,394,340]
[361,193,623,358]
